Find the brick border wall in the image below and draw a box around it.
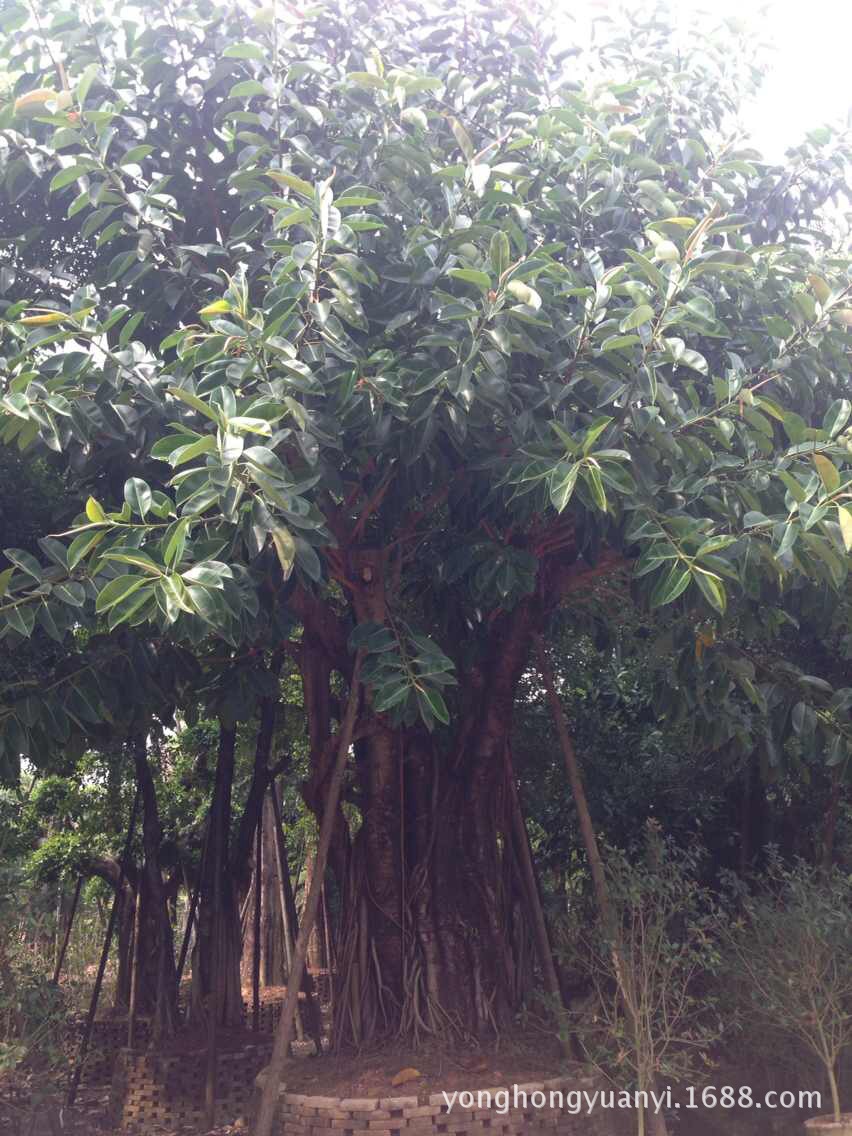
[110,1041,272,1131]
[264,1073,632,1136]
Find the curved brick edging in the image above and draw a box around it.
[254,1071,632,1136]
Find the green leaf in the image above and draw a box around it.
[448,268,491,293]
[67,529,106,570]
[549,462,579,513]
[164,518,190,567]
[490,231,510,278]
[49,164,90,192]
[421,686,450,726]
[101,548,164,575]
[223,41,266,59]
[229,79,267,98]
[0,567,15,598]
[53,581,86,606]
[650,561,691,608]
[449,117,474,161]
[823,399,851,438]
[619,303,654,332]
[3,548,42,581]
[5,604,35,638]
[581,417,613,456]
[583,463,607,512]
[76,62,99,107]
[696,535,737,557]
[95,574,147,613]
[693,567,727,614]
[265,170,314,199]
[124,477,152,518]
[168,386,221,423]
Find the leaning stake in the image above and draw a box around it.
[253,654,363,1136]
[51,876,82,987]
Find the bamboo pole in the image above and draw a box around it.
[534,636,612,926]
[204,797,224,1131]
[503,744,569,1052]
[175,811,211,988]
[51,876,82,986]
[534,635,667,1136]
[67,784,141,1107]
[253,655,362,1136]
[268,784,305,1041]
[127,877,143,1049]
[252,806,263,1032]
[320,882,334,1020]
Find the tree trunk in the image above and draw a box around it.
[193,722,243,1028]
[291,544,607,1045]
[131,736,179,1038]
[328,596,540,1044]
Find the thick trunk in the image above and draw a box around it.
[193,722,243,1028]
[294,538,607,1045]
[131,737,179,1038]
[329,601,540,1044]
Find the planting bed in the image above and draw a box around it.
[259,1070,631,1136]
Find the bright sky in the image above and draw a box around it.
[567,0,852,160]
[727,0,852,158]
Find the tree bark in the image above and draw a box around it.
[193,722,242,1028]
[131,735,179,1038]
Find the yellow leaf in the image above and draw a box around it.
[271,524,295,579]
[833,309,852,329]
[199,300,232,318]
[85,497,106,523]
[19,312,68,326]
[13,88,55,115]
[391,1068,422,1086]
[839,506,852,553]
[807,274,831,304]
[812,453,840,494]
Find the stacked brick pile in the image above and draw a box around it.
[241,993,287,1033]
[109,1040,272,1131]
[258,1073,631,1136]
[69,1016,152,1084]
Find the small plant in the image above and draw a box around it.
[721,857,852,1123]
[572,825,724,1136]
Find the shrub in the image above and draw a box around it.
[721,857,852,1122]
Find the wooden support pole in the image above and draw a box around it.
[175,812,211,989]
[268,783,305,1042]
[67,784,141,1107]
[204,793,224,1130]
[534,635,612,927]
[320,882,334,1019]
[253,655,362,1136]
[51,876,82,986]
[534,635,667,1135]
[252,805,262,1032]
[503,744,568,1048]
[127,876,143,1049]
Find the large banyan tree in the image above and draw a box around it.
[1,0,851,1047]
